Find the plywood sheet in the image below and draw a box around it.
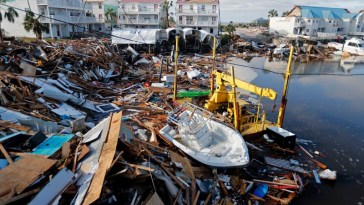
[169,151,195,180]
[0,155,57,201]
[82,111,122,205]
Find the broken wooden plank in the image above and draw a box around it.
[82,111,122,205]
[169,151,195,180]
[0,120,33,133]
[0,155,57,201]
[0,144,13,165]
[140,144,185,189]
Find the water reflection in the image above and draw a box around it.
[262,56,364,75]
[228,56,364,205]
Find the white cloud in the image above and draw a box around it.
[219,0,364,22]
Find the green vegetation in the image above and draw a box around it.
[23,11,49,39]
[0,0,19,42]
[268,9,278,18]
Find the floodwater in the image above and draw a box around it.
[228,56,364,205]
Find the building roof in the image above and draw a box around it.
[120,0,163,3]
[297,5,351,19]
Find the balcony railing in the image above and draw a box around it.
[317,32,337,37]
[120,8,160,13]
[40,14,98,24]
[120,19,159,25]
[176,9,218,14]
[37,0,92,10]
[178,20,217,26]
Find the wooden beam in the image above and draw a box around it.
[140,144,185,189]
[82,111,122,205]
[0,144,13,165]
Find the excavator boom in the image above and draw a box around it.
[214,70,277,100]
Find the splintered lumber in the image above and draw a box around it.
[0,144,13,165]
[82,111,122,205]
[140,144,185,189]
[0,155,57,201]
[169,151,195,180]
[192,190,200,205]
[0,120,33,133]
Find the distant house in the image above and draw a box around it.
[252,18,268,26]
[1,0,103,39]
[175,0,219,36]
[269,5,364,38]
[118,0,166,29]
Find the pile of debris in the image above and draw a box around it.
[0,38,336,205]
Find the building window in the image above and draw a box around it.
[190,5,193,10]
[187,16,193,24]
[308,19,311,23]
[210,28,213,33]
[154,4,158,12]
[154,15,158,20]
[98,3,102,9]
[329,20,332,23]
[123,15,126,20]
[306,29,310,32]
[201,5,205,11]
[212,17,216,21]
[179,5,182,12]
[132,4,136,10]
[99,14,103,19]
[213,5,216,13]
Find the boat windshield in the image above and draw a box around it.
[358,44,363,48]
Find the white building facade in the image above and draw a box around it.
[175,0,219,36]
[1,0,104,39]
[118,0,166,29]
[269,6,364,38]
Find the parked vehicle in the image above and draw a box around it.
[343,38,364,56]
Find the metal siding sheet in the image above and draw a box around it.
[32,134,74,156]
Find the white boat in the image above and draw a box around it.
[343,38,364,56]
[159,103,249,168]
[327,42,343,51]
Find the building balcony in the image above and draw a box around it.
[119,8,160,14]
[177,20,217,27]
[120,19,159,25]
[176,9,218,15]
[317,32,337,38]
[37,0,92,10]
[40,14,98,24]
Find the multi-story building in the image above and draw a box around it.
[1,0,104,39]
[269,6,364,38]
[175,0,219,36]
[118,0,166,29]
[86,0,119,32]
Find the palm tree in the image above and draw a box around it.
[268,9,278,18]
[104,8,117,21]
[282,11,290,17]
[160,0,171,29]
[23,11,49,39]
[0,5,19,43]
[224,21,236,42]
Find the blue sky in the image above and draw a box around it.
[219,0,364,22]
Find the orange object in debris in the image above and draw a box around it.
[144,82,150,87]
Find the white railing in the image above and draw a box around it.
[176,9,217,14]
[120,19,159,25]
[317,32,337,38]
[37,0,92,10]
[197,21,217,26]
[120,8,160,13]
[40,14,97,23]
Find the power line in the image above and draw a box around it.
[117,0,147,44]
[0,2,145,44]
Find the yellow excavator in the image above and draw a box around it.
[204,67,277,136]
[204,46,294,136]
